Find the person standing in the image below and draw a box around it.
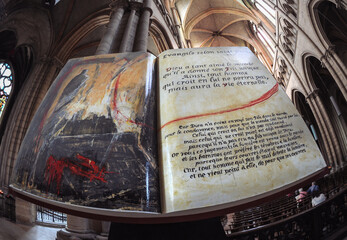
[307,182,319,195]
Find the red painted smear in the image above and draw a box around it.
[112,72,154,130]
[45,154,114,195]
[116,110,155,130]
[160,83,279,130]
[112,74,122,111]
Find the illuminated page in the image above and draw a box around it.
[11,52,160,213]
[158,47,326,213]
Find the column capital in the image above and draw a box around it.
[306,88,320,100]
[142,0,153,16]
[129,0,143,11]
[109,0,128,12]
[320,45,335,62]
[335,0,345,9]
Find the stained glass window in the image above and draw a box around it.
[0,62,13,118]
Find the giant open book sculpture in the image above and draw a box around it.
[10,47,327,222]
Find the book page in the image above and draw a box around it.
[11,52,160,213]
[158,47,327,213]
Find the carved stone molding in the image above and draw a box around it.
[320,46,335,68]
[335,0,345,9]
[129,0,143,12]
[109,0,128,12]
[324,46,335,59]
[306,88,320,100]
[0,9,7,22]
[38,56,63,68]
[154,0,179,44]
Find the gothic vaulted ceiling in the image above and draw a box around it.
[173,0,259,48]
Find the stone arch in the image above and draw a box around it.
[304,55,346,169]
[314,1,347,65]
[307,0,347,101]
[280,18,296,45]
[184,8,259,40]
[149,19,173,55]
[275,57,289,88]
[279,34,293,59]
[0,7,52,187]
[292,90,328,162]
[54,10,110,63]
[282,3,296,19]
[0,32,34,161]
[0,44,34,142]
[279,0,298,21]
[310,1,346,52]
[0,7,53,60]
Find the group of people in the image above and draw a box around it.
[295,182,326,208]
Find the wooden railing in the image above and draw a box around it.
[223,187,346,239]
[222,170,346,240]
[223,192,312,234]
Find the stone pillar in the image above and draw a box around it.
[56,215,96,240]
[306,94,332,162]
[133,0,153,52]
[306,90,338,171]
[119,1,141,52]
[170,6,185,49]
[314,93,343,167]
[30,56,63,118]
[15,198,36,224]
[96,221,111,240]
[95,0,127,55]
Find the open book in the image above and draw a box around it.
[10,47,327,221]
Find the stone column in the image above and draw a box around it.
[170,6,186,49]
[119,1,141,52]
[306,94,332,162]
[56,215,96,240]
[95,0,127,55]
[30,57,64,118]
[133,0,153,52]
[314,93,343,167]
[96,221,111,240]
[306,90,338,171]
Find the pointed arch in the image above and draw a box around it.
[304,55,346,168]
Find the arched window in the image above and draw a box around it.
[316,2,347,65]
[251,0,276,25]
[0,61,13,119]
[149,20,172,55]
[306,56,347,164]
[293,91,325,157]
[251,22,275,59]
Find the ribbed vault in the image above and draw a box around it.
[171,0,259,50]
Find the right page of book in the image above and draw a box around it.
[158,47,327,214]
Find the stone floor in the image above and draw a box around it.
[0,218,63,240]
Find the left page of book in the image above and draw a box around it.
[11,52,160,213]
